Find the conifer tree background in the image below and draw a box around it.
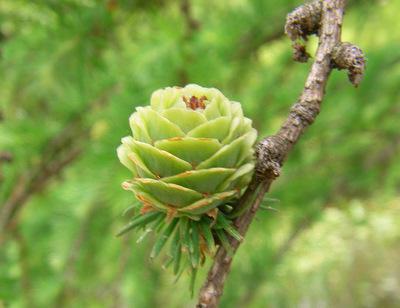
[1,0,400,307]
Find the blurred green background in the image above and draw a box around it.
[1,0,399,307]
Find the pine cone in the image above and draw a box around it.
[117,84,257,281]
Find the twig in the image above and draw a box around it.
[0,147,82,239]
[0,87,116,243]
[197,1,365,306]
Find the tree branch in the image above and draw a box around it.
[0,87,117,243]
[197,1,365,306]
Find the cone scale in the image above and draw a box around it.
[117,84,257,284]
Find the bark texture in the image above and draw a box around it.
[332,42,366,87]
[197,1,365,307]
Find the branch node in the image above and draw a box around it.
[285,0,322,62]
[290,100,320,125]
[255,136,285,181]
[196,285,220,308]
[292,43,311,63]
[332,42,366,87]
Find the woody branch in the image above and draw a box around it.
[197,1,365,307]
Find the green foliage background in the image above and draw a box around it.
[1,0,399,307]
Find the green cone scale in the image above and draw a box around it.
[117,84,257,282]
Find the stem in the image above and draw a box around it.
[197,1,365,306]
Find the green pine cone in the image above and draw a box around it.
[117,84,257,280]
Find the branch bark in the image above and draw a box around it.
[197,1,365,307]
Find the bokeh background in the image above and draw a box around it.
[1,0,399,307]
